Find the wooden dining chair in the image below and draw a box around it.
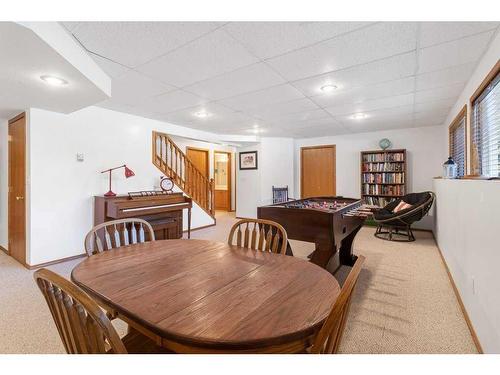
[34,268,169,354]
[84,218,155,256]
[228,218,288,255]
[309,255,365,354]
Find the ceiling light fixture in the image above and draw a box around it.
[350,113,368,120]
[40,75,68,86]
[194,110,212,118]
[320,84,338,93]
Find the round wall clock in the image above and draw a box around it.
[160,176,174,193]
[379,138,392,150]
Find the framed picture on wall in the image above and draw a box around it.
[239,151,258,170]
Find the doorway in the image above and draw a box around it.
[8,113,27,265]
[214,151,232,211]
[300,145,336,198]
[186,147,209,177]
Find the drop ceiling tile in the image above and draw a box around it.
[414,97,456,113]
[416,62,476,91]
[418,31,494,74]
[72,22,222,68]
[414,107,451,121]
[248,97,320,120]
[266,109,331,125]
[266,22,418,81]
[96,100,160,120]
[279,116,342,130]
[325,93,414,117]
[292,52,416,97]
[109,70,175,106]
[217,84,305,111]
[136,89,208,114]
[184,63,285,100]
[415,82,464,104]
[136,29,259,87]
[224,22,372,59]
[90,54,130,78]
[161,103,257,130]
[335,105,414,124]
[419,22,498,48]
[311,77,415,108]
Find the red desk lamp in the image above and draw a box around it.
[101,164,135,197]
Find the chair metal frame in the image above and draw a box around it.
[373,192,435,242]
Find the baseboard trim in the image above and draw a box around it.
[26,253,87,270]
[0,245,8,255]
[433,233,483,354]
[183,223,216,233]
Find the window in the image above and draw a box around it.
[449,106,467,177]
[470,61,500,177]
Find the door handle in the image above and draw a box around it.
[16,196,24,200]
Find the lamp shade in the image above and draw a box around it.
[124,165,135,178]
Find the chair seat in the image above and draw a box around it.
[110,330,172,354]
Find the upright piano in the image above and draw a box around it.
[258,196,372,269]
[94,192,192,240]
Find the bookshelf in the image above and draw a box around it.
[361,149,407,207]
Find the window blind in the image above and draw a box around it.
[471,71,500,177]
[450,116,466,177]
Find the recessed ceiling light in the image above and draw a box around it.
[194,110,212,118]
[40,75,68,86]
[320,84,338,93]
[350,113,368,120]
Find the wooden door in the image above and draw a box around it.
[8,113,26,265]
[214,151,231,211]
[186,147,209,177]
[301,145,336,198]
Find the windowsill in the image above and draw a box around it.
[433,177,500,182]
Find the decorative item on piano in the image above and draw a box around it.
[101,164,135,197]
[160,176,174,193]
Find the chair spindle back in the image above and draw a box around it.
[310,255,365,354]
[34,268,127,354]
[228,218,288,255]
[84,218,155,256]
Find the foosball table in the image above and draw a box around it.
[257,196,374,269]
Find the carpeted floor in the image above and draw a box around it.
[0,211,477,354]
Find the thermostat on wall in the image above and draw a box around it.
[76,153,84,162]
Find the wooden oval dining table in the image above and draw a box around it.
[71,239,340,354]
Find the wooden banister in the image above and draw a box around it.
[152,131,215,218]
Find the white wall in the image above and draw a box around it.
[0,119,8,249]
[24,106,232,265]
[294,126,446,229]
[235,137,295,218]
[434,179,500,353]
[433,32,500,353]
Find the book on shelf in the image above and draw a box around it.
[362,152,405,162]
[360,149,407,207]
[362,172,404,183]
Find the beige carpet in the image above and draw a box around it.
[0,211,477,353]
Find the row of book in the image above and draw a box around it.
[362,162,404,172]
[362,184,405,196]
[362,172,404,184]
[362,152,405,162]
[364,196,397,207]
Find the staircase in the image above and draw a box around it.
[152,131,215,218]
